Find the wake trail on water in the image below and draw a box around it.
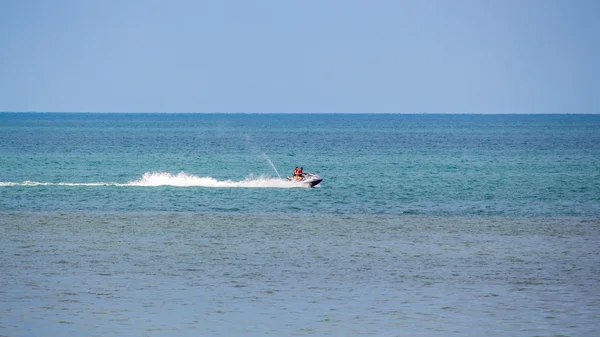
[126,172,301,188]
[0,172,307,188]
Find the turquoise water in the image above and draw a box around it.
[2,113,599,216]
[1,113,600,336]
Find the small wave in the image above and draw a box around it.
[0,172,308,189]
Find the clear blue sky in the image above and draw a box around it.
[0,0,598,113]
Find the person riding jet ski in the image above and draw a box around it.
[288,167,322,187]
[292,167,302,180]
[296,167,304,180]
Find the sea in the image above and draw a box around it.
[1,113,599,336]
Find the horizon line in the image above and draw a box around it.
[1,111,598,115]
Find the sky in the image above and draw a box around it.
[0,0,598,113]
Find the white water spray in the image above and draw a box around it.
[245,135,282,179]
[262,153,281,179]
[0,172,309,188]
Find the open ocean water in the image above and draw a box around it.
[1,113,599,336]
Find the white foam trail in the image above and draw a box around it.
[0,172,308,189]
[0,181,117,187]
[125,172,303,188]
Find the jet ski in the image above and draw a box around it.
[287,172,323,187]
